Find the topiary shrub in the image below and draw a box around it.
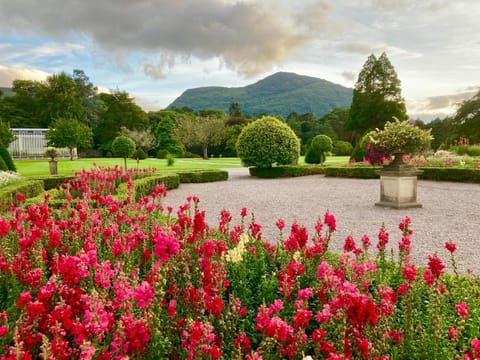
[0,146,16,172]
[132,148,148,160]
[236,116,300,168]
[351,130,376,162]
[305,134,333,164]
[0,156,7,171]
[333,140,354,156]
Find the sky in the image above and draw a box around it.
[0,0,479,121]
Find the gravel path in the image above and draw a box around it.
[162,168,480,274]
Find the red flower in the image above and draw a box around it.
[0,325,8,337]
[427,254,445,278]
[16,192,26,203]
[423,269,435,286]
[276,219,285,231]
[449,326,458,340]
[324,211,336,232]
[402,263,417,282]
[445,241,457,253]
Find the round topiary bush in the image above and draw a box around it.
[333,140,354,156]
[132,148,147,160]
[305,134,333,164]
[236,116,300,168]
[111,135,136,169]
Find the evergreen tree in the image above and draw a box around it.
[346,52,407,140]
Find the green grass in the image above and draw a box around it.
[14,156,350,177]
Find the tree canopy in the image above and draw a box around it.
[452,90,480,144]
[346,52,407,139]
[46,117,93,160]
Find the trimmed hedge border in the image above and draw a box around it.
[249,165,324,178]
[26,175,77,190]
[175,169,229,183]
[0,179,44,209]
[324,166,480,183]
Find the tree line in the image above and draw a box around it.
[0,56,478,160]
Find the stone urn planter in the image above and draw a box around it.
[49,160,58,175]
[375,153,423,209]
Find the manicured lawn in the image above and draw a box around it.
[14,156,350,176]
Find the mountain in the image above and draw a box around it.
[168,72,353,118]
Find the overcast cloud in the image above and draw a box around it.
[0,0,478,120]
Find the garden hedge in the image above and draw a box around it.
[175,169,229,183]
[0,179,44,209]
[249,165,325,178]
[324,166,480,183]
[26,175,77,190]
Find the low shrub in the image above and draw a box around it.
[305,134,333,164]
[418,167,480,183]
[333,140,354,156]
[132,148,148,160]
[118,174,180,202]
[176,169,229,183]
[156,149,169,159]
[451,145,480,157]
[26,175,77,190]
[166,154,175,166]
[324,165,381,179]
[250,165,324,178]
[0,179,44,209]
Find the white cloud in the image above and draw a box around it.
[0,65,49,86]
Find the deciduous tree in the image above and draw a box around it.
[46,117,93,160]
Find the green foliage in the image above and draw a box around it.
[132,148,148,160]
[305,134,333,164]
[168,72,352,119]
[175,169,228,183]
[95,91,148,149]
[0,146,16,171]
[450,145,480,157]
[149,110,185,157]
[0,119,16,147]
[236,116,300,168]
[0,179,44,209]
[333,140,354,156]
[451,90,480,144]
[0,156,7,171]
[347,52,407,136]
[166,154,175,166]
[324,165,380,179]
[249,164,324,178]
[351,130,377,161]
[46,117,93,159]
[26,175,76,190]
[156,149,170,159]
[174,114,226,159]
[111,135,136,169]
[120,126,155,153]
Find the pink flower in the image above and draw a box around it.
[454,302,470,319]
[134,281,155,308]
[449,326,458,340]
[297,288,313,300]
[324,211,336,232]
[153,230,179,262]
[0,325,8,337]
[423,269,435,286]
[402,263,417,282]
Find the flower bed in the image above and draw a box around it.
[0,167,480,359]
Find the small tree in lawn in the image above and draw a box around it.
[305,134,333,164]
[46,117,93,160]
[111,135,136,169]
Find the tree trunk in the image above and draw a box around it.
[123,157,128,170]
[69,147,74,161]
[202,144,208,159]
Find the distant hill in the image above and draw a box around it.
[168,72,353,118]
[0,87,14,97]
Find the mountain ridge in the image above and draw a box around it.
[168,71,353,118]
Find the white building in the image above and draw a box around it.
[8,128,76,159]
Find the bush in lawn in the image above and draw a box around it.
[305,134,333,164]
[166,153,175,166]
[0,146,16,172]
[132,148,148,160]
[333,140,354,156]
[156,149,169,159]
[236,116,300,168]
[112,135,136,169]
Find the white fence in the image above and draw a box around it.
[8,128,76,159]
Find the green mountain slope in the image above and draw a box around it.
[168,72,353,118]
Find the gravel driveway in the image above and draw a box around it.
[162,168,480,274]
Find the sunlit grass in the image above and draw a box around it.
[14,156,350,177]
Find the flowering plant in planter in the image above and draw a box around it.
[44,146,61,161]
[366,118,432,165]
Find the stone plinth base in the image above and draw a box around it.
[375,171,422,209]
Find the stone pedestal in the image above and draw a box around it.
[49,160,58,175]
[375,153,423,209]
